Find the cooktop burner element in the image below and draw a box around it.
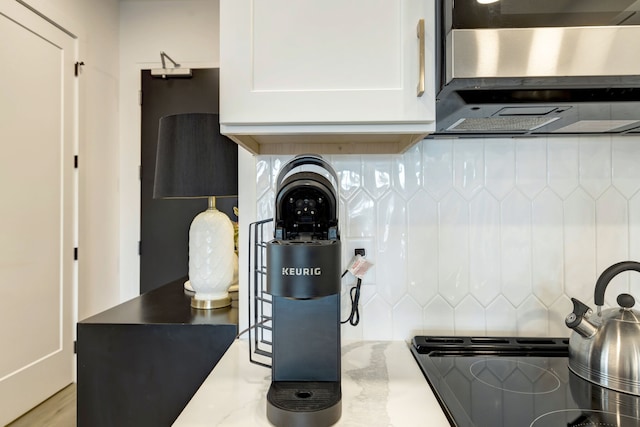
[411,336,640,427]
[469,358,561,395]
[530,409,640,427]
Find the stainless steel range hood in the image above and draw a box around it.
[433,0,640,137]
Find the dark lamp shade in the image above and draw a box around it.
[153,113,238,199]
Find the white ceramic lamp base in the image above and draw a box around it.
[188,204,235,309]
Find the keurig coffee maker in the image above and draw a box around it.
[266,155,342,427]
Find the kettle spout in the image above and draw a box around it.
[565,298,598,338]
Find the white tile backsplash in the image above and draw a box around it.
[255,136,640,340]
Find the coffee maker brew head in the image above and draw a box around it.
[274,154,339,241]
[267,154,341,299]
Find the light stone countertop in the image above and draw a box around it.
[173,339,450,426]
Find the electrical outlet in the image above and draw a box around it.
[354,248,366,257]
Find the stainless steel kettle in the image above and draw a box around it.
[565,261,640,396]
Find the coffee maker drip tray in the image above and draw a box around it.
[267,381,341,426]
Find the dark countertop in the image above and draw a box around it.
[79,277,238,326]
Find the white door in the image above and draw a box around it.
[0,2,76,424]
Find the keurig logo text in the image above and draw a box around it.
[281,267,322,276]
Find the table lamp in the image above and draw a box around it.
[153,113,238,309]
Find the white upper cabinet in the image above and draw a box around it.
[220,0,435,154]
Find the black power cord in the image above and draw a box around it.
[341,268,362,326]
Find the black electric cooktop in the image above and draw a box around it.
[411,336,640,427]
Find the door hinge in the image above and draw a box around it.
[74,155,78,169]
[74,61,85,77]
[139,165,142,181]
[138,241,142,256]
[138,90,143,106]
[74,340,77,354]
[74,247,78,261]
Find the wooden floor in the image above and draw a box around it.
[6,383,76,427]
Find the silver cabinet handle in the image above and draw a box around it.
[416,18,425,97]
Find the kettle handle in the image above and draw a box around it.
[594,261,640,307]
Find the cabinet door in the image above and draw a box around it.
[220,0,434,126]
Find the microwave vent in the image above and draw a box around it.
[447,117,559,132]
